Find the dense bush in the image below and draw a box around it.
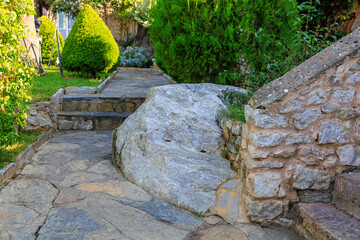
[62,4,119,76]
[150,0,243,83]
[119,46,151,68]
[38,16,64,64]
[0,0,36,152]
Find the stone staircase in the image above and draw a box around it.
[57,69,173,130]
[296,171,360,240]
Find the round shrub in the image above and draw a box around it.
[38,16,64,64]
[120,46,151,68]
[62,5,119,76]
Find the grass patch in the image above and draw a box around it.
[0,131,43,170]
[30,66,105,103]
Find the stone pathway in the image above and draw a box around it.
[0,131,302,240]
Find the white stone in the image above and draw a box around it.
[113,84,240,213]
[246,171,284,198]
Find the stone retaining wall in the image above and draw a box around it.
[217,28,360,225]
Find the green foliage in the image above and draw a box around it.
[132,0,156,28]
[150,0,243,83]
[0,0,36,152]
[192,211,205,218]
[62,4,119,76]
[38,16,64,64]
[221,91,252,122]
[119,46,151,68]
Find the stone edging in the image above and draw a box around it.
[0,129,56,185]
[250,28,360,109]
[117,67,178,84]
[96,70,118,93]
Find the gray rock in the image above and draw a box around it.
[285,133,311,146]
[318,121,349,144]
[307,91,325,105]
[344,72,360,85]
[244,152,283,169]
[73,120,93,130]
[59,120,73,130]
[250,133,285,147]
[332,88,355,104]
[278,98,303,113]
[0,205,39,229]
[39,206,101,234]
[246,171,284,198]
[113,84,239,213]
[338,108,360,120]
[0,178,58,204]
[292,165,331,190]
[356,120,360,141]
[65,86,97,95]
[244,197,283,222]
[349,60,360,71]
[300,85,320,96]
[321,104,339,113]
[293,109,321,130]
[299,148,325,166]
[337,145,360,166]
[248,144,270,159]
[245,106,289,128]
[326,75,341,85]
[273,149,296,158]
[130,201,202,229]
[337,64,345,73]
[25,104,53,131]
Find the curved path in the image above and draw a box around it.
[0,131,301,240]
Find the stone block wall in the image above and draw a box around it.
[216,28,360,225]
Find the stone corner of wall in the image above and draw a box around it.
[250,28,360,109]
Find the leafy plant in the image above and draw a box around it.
[150,0,243,83]
[222,90,253,122]
[62,4,119,77]
[37,16,65,64]
[119,46,151,68]
[0,0,36,153]
[192,211,205,218]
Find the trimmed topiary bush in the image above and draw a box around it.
[62,5,119,76]
[38,16,64,64]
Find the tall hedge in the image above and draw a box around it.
[0,0,36,152]
[62,4,119,76]
[38,16,64,64]
[150,0,243,83]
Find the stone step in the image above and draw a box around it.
[61,95,144,113]
[58,111,131,130]
[296,202,360,240]
[333,171,360,220]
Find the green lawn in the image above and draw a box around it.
[0,131,43,169]
[30,66,104,103]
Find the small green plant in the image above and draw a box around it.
[38,16,65,64]
[192,211,205,218]
[62,4,119,77]
[222,91,253,123]
[119,46,151,68]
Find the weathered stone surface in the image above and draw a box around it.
[332,88,355,103]
[59,120,73,130]
[326,74,341,85]
[285,133,311,146]
[248,144,269,159]
[307,91,325,105]
[336,145,360,166]
[192,225,249,240]
[244,197,283,222]
[293,109,321,130]
[298,189,332,203]
[25,103,54,131]
[0,178,58,204]
[333,172,360,219]
[211,189,240,224]
[246,171,284,198]
[113,84,240,213]
[245,106,289,128]
[299,148,325,166]
[321,104,339,113]
[338,108,360,120]
[278,98,303,113]
[318,121,349,144]
[244,153,283,169]
[344,72,360,85]
[293,165,330,190]
[231,123,242,135]
[73,119,93,130]
[273,149,296,158]
[65,86,97,95]
[249,133,285,147]
[0,205,39,229]
[296,203,360,240]
[349,60,360,70]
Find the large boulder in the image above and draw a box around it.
[112,84,245,213]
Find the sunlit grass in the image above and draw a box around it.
[0,131,43,169]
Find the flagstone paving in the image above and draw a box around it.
[0,131,302,240]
